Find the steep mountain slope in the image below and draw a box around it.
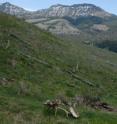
[0,13,117,124]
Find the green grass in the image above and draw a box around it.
[0,13,117,123]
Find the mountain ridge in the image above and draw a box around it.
[0,2,112,18]
[0,2,117,53]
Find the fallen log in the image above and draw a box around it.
[65,70,95,87]
[75,96,117,112]
[10,33,32,46]
[19,52,52,68]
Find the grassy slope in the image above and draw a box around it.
[0,13,117,124]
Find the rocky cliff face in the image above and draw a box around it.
[37,4,111,18]
[0,2,30,17]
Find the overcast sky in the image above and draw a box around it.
[0,0,117,15]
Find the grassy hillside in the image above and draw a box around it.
[0,13,117,124]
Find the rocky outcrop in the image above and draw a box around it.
[91,24,109,31]
[31,18,80,35]
[0,2,30,18]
